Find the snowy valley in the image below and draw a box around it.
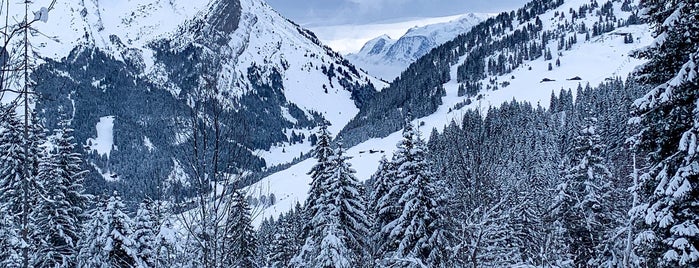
[1,0,698,267]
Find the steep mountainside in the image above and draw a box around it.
[23,0,383,200]
[346,13,489,80]
[249,0,651,225]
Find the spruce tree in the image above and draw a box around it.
[77,193,139,268]
[33,123,88,268]
[369,156,396,261]
[131,199,158,268]
[294,134,369,267]
[381,122,450,267]
[0,109,45,267]
[269,213,297,267]
[293,124,335,266]
[551,117,617,266]
[374,120,416,265]
[630,0,699,266]
[224,190,258,268]
[327,142,370,265]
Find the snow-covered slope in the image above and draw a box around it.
[346,13,489,80]
[33,0,382,133]
[248,0,651,226]
[17,0,385,200]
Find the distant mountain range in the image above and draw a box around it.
[346,13,490,81]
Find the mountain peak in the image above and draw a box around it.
[207,0,242,34]
[347,12,487,80]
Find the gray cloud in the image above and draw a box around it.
[266,0,529,25]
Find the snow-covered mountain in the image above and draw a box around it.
[346,13,489,81]
[249,0,652,225]
[19,0,384,200]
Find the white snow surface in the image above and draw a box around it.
[248,0,653,227]
[87,116,115,158]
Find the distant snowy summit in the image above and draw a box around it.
[347,13,490,81]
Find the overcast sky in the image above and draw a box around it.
[266,0,529,26]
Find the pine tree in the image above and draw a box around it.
[154,211,181,268]
[269,213,298,267]
[77,197,110,268]
[369,156,396,261]
[33,123,88,268]
[630,0,699,266]
[380,122,450,267]
[0,207,22,267]
[551,117,617,266]
[303,123,334,234]
[132,199,158,268]
[374,119,417,265]
[0,109,45,267]
[315,223,351,268]
[294,134,369,267]
[293,124,336,266]
[327,142,370,265]
[77,193,139,268]
[224,190,258,268]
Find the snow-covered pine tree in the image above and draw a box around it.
[304,122,335,232]
[630,0,699,266]
[327,142,370,265]
[373,119,416,265]
[154,210,182,268]
[294,135,368,267]
[223,190,258,268]
[77,197,109,267]
[269,213,297,267]
[315,222,351,268]
[77,192,139,268]
[369,156,396,261]
[551,117,617,267]
[381,122,450,267]
[33,122,89,268]
[269,203,304,267]
[293,123,335,266]
[0,207,22,267]
[0,108,46,267]
[132,198,158,268]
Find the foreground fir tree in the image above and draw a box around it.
[223,190,258,267]
[551,117,617,267]
[268,213,296,267]
[0,109,46,267]
[327,143,370,265]
[631,0,699,266]
[268,203,304,267]
[292,124,335,266]
[78,193,139,268]
[373,121,416,264]
[369,156,396,260]
[303,123,335,232]
[293,132,369,267]
[131,198,159,267]
[33,123,88,268]
[379,121,451,267]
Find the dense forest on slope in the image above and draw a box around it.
[339,0,642,147]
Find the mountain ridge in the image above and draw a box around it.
[346,13,490,80]
[21,0,384,201]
